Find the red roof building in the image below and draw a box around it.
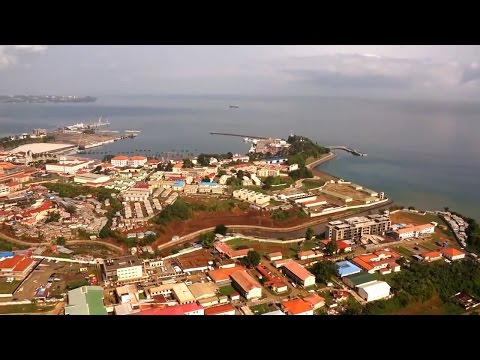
[135,303,204,315]
[204,303,236,315]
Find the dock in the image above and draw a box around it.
[210,132,269,140]
[328,146,367,157]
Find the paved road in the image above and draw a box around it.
[0,230,124,253]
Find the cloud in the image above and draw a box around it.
[276,53,471,92]
[14,45,48,53]
[0,45,47,70]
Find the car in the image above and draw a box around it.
[413,246,420,250]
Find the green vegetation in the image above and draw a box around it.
[0,304,55,314]
[66,279,89,290]
[250,303,275,315]
[309,261,335,285]
[301,179,326,191]
[396,246,414,257]
[0,134,55,150]
[288,167,313,181]
[285,134,330,166]
[102,154,115,163]
[324,240,337,255]
[151,199,193,227]
[56,237,66,246]
[0,280,21,294]
[271,209,291,221]
[197,153,233,167]
[187,199,238,213]
[182,158,193,168]
[262,176,294,190]
[214,224,228,236]
[200,232,215,248]
[45,211,61,223]
[305,227,314,241]
[218,284,236,296]
[364,259,480,314]
[241,250,261,268]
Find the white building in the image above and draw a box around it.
[357,280,391,302]
[0,185,9,197]
[230,270,262,300]
[129,156,147,167]
[281,261,316,288]
[74,173,111,185]
[111,155,129,167]
[104,256,144,283]
[393,223,436,240]
[46,157,95,174]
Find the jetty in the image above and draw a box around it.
[210,132,269,140]
[328,146,367,157]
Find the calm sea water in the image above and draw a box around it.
[0,95,479,220]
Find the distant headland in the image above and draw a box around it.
[0,95,97,103]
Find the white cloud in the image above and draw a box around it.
[0,45,48,71]
[14,45,48,53]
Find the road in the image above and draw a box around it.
[0,230,124,253]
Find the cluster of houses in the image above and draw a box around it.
[438,211,469,247]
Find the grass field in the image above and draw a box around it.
[391,211,447,226]
[0,280,21,295]
[302,179,326,191]
[227,238,317,258]
[396,246,414,257]
[0,304,56,314]
[218,284,236,296]
[250,303,277,315]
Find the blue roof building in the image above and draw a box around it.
[335,261,362,277]
[173,181,185,187]
[0,251,14,258]
[199,181,218,186]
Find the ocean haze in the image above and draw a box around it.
[0,95,478,220]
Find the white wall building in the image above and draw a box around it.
[357,280,391,302]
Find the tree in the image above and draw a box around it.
[56,237,66,246]
[200,232,216,248]
[325,240,338,255]
[201,176,210,183]
[242,250,261,268]
[236,170,245,179]
[309,260,335,284]
[165,162,173,172]
[305,227,315,241]
[45,211,61,223]
[444,207,450,212]
[218,169,227,176]
[94,165,102,173]
[408,206,415,210]
[214,224,228,236]
[65,204,76,215]
[182,158,193,168]
[102,154,115,163]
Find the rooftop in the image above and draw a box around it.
[282,261,315,281]
[208,265,246,283]
[441,248,465,257]
[104,255,142,271]
[335,261,362,276]
[136,303,203,315]
[282,298,312,315]
[204,303,235,315]
[65,286,107,315]
[230,270,262,292]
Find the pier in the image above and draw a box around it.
[210,132,269,140]
[328,146,367,157]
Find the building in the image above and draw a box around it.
[188,282,218,301]
[214,241,252,259]
[204,303,236,315]
[441,247,466,261]
[303,293,325,310]
[352,251,402,274]
[136,303,204,315]
[115,284,140,312]
[74,172,111,186]
[103,255,144,283]
[111,155,129,167]
[208,265,246,285]
[0,255,36,279]
[230,269,262,300]
[264,157,288,164]
[129,155,147,167]
[231,154,250,163]
[267,252,283,261]
[326,215,391,241]
[281,261,316,287]
[357,281,391,302]
[262,310,285,315]
[0,184,9,197]
[257,165,281,177]
[343,271,377,289]
[421,251,443,262]
[392,223,436,240]
[335,261,362,277]
[281,298,314,315]
[45,157,95,174]
[65,286,108,315]
[319,240,352,253]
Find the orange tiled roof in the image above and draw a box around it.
[282,298,312,315]
[441,248,465,257]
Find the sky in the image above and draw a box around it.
[1,45,480,100]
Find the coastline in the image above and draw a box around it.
[306,151,340,181]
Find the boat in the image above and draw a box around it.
[229,105,240,109]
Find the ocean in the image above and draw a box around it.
[1,95,479,220]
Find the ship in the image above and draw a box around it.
[229,105,240,109]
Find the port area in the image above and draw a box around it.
[328,146,367,157]
[53,131,135,152]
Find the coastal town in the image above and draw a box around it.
[0,128,479,316]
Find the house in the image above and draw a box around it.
[230,269,262,300]
[208,265,246,285]
[188,282,218,301]
[136,303,204,315]
[281,261,316,287]
[303,293,325,310]
[357,281,391,302]
[319,239,353,253]
[204,303,236,315]
[267,252,283,261]
[103,255,144,283]
[111,155,129,167]
[421,251,443,262]
[262,310,285,315]
[74,173,111,186]
[0,255,36,279]
[214,241,252,259]
[343,271,377,289]
[65,286,108,315]
[297,250,322,260]
[351,251,402,274]
[281,298,314,315]
[335,261,362,277]
[392,223,436,240]
[229,292,240,302]
[441,247,466,261]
